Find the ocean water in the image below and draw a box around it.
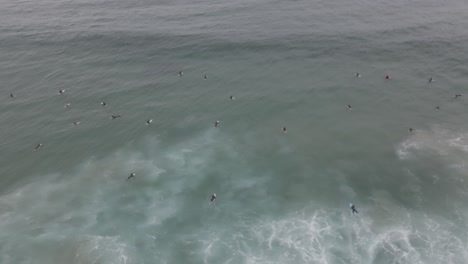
[1,0,468,263]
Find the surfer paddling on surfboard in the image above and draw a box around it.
[126,172,136,181]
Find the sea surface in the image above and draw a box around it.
[1,0,468,263]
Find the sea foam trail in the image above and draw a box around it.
[396,126,468,161]
[0,129,225,264]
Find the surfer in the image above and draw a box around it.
[385,74,391,80]
[282,126,287,133]
[350,204,358,215]
[214,120,220,127]
[229,95,235,100]
[355,73,361,78]
[210,193,217,203]
[101,101,107,107]
[10,93,14,98]
[454,94,462,98]
[204,74,207,80]
[348,104,352,110]
[146,119,153,125]
[435,106,440,111]
[34,143,42,151]
[127,172,136,180]
[110,115,121,120]
[58,89,65,95]
[64,102,71,108]
[409,128,414,133]
[428,77,433,83]
[73,121,81,126]
[179,71,183,77]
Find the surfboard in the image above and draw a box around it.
[349,203,358,216]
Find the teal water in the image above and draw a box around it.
[1,0,468,263]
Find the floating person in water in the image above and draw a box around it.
[110,115,121,120]
[146,119,153,125]
[101,101,107,107]
[64,102,71,108]
[214,120,220,127]
[127,172,136,181]
[454,94,462,99]
[58,89,65,95]
[428,77,433,83]
[282,126,287,133]
[385,74,391,80]
[34,143,42,151]
[348,104,352,110]
[435,106,440,111]
[229,95,235,100]
[10,93,14,98]
[409,128,414,133]
[355,73,361,78]
[73,121,81,126]
[350,204,358,215]
[179,71,183,77]
[204,74,207,80]
[210,193,217,203]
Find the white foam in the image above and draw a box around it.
[182,206,468,264]
[74,235,132,264]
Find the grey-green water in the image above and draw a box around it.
[1,0,468,263]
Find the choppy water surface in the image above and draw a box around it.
[1,0,468,263]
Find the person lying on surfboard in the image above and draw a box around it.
[350,204,358,215]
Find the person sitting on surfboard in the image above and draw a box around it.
[350,204,358,215]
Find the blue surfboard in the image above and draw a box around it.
[349,203,358,216]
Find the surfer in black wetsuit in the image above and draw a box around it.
[214,120,220,127]
[350,204,358,215]
[127,172,136,180]
[409,128,414,133]
[210,193,216,202]
[10,93,14,98]
[454,94,462,99]
[229,95,235,100]
[110,115,121,120]
[435,106,440,111]
[355,73,361,78]
[282,126,287,133]
[348,104,352,110]
[428,77,433,83]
